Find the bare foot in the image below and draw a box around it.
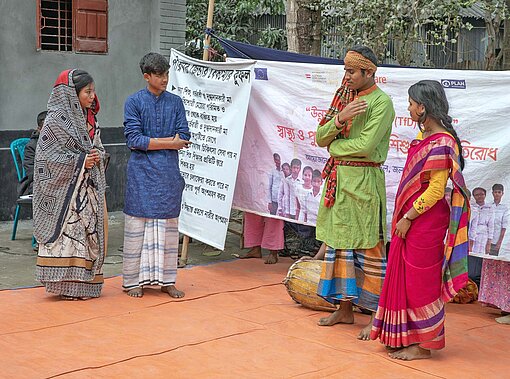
[313,243,327,260]
[240,246,262,259]
[318,304,354,326]
[357,312,375,341]
[496,315,510,324]
[389,345,431,360]
[385,346,400,353]
[162,285,185,298]
[60,295,78,301]
[127,287,143,298]
[264,250,279,264]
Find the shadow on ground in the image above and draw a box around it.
[0,210,256,290]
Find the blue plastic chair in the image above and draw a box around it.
[10,138,30,240]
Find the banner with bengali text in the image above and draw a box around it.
[231,59,510,261]
[169,49,255,249]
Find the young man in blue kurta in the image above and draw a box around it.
[122,52,191,298]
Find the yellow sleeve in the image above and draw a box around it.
[413,169,449,214]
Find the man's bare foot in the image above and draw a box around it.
[357,312,375,341]
[389,345,431,360]
[264,250,278,264]
[127,287,143,298]
[162,285,185,298]
[314,243,327,260]
[496,315,510,324]
[318,303,354,326]
[240,246,262,259]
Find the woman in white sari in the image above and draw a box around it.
[34,69,107,300]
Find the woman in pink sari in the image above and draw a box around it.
[370,80,470,360]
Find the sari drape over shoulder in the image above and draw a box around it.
[370,132,470,349]
[34,69,107,298]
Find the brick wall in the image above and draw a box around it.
[160,0,186,57]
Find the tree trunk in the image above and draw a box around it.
[484,17,497,70]
[503,0,510,69]
[484,6,503,71]
[285,0,321,55]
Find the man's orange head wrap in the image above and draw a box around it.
[344,51,377,72]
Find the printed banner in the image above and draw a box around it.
[170,49,255,250]
[232,59,510,261]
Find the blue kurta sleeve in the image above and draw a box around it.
[175,97,190,141]
[124,96,150,151]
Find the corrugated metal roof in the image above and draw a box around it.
[459,2,486,19]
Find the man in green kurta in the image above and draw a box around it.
[315,45,395,340]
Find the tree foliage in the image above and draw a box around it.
[185,0,509,70]
[322,0,509,69]
[185,0,286,60]
[322,0,476,66]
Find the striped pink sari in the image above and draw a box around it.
[370,133,469,349]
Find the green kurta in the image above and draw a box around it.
[316,87,395,249]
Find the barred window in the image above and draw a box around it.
[37,0,108,54]
[38,0,73,51]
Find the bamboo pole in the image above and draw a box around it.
[202,0,215,61]
[179,235,190,267]
[180,0,216,266]
[179,0,222,267]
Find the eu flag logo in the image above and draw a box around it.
[254,68,268,80]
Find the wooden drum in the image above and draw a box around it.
[283,259,335,312]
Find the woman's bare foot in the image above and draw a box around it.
[495,315,510,324]
[264,250,278,264]
[162,285,185,298]
[318,303,354,326]
[240,246,262,259]
[60,295,78,301]
[385,346,400,353]
[389,345,431,360]
[127,287,143,298]
[357,312,375,341]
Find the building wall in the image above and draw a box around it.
[160,0,187,59]
[0,0,187,221]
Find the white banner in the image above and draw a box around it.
[170,50,255,249]
[232,59,510,261]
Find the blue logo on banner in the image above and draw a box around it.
[254,67,268,80]
[441,79,466,89]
